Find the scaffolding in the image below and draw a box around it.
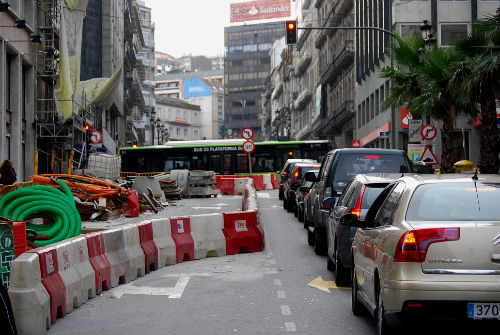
[35,0,95,174]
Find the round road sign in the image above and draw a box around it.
[90,130,103,144]
[242,140,255,154]
[241,127,254,140]
[420,124,437,141]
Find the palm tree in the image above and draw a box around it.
[452,9,500,173]
[379,33,471,172]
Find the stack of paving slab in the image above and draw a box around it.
[186,170,220,198]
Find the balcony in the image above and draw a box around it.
[271,82,283,100]
[319,40,354,85]
[296,22,312,51]
[318,100,355,136]
[294,88,312,111]
[295,52,312,77]
[302,0,311,9]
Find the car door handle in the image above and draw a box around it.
[492,254,500,263]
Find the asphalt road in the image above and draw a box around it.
[44,190,375,335]
[45,190,498,335]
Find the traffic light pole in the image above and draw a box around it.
[297,26,397,149]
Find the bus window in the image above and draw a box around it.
[237,153,249,173]
[224,154,232,174]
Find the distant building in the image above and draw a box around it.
[155,96,201,142]
[224,22,285,139]
[155,70,224,139]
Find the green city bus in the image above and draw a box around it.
[119,139,331,175]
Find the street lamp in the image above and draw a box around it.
[149,117,155,145]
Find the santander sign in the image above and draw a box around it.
[230,0,291,23]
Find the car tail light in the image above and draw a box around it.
[292,168,300,184]
[394,228,460,262]
[350,186,366,218]
[365,155,379,159]
[302,193,307,200]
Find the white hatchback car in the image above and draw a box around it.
[340,174,500,335]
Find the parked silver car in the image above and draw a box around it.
[341,174,500,335]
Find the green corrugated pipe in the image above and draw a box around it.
[0,180,81,246]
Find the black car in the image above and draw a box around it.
[305,148,413,255]
[324,173,399,286]
[283,163,321,213]
[278,159,317,200]
[295,170,319,222]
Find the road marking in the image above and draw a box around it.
[277,290,286,299]
[285,322,296,332]
[214,203,229,206]
[280,305,291,316]
[274,279,282,286]
[307,276,351,293]
[257,193,270,198]
[111,275,191,299]
[271,205,281,208]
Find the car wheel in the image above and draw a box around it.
[279,187,284,200]
[298,207,304,222]
[307,228,315,246]
[376,284,391,335]
[327,256,334,271]
[286,197,294,213]
[351,266,364,316]
[335,245,351,286]
[283,197,288,210]
[294,204,298,217]
[314,229,326,255]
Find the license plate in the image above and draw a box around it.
[467,303,500,319]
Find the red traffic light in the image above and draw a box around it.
[285,20,297,45]
[83,124,91,131]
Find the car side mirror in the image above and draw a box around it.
[339,213,366,228]
[322,197,338,209]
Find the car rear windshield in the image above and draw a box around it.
[406,182,500,221]
[333,153,409,184]
[300,166,320,178]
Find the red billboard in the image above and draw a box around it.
[230,0,291,23]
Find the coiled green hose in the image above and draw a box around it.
[0,180,81,246]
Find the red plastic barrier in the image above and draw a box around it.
[12,221,27,257]
[270,174,279,189]
[219,178,235,195]
[222,211,264,255]
[28,247,66,324]
[169,217,194,263]
[124,190,140,217]
[137,221,159,273]
[249,175,265,191]
[86,232,111,294]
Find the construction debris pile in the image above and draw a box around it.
[187,170,220,198]
[30,174,131,221]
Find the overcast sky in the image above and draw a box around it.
[142,0,231,58]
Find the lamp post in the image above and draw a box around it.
[149,117,155,145]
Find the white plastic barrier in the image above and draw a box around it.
[190,213,226,259]
[8,252,51,335]
[69,236,96,302]
[262,174,273,189]
[55,241,83,313]
[234,178,248,195]
[122,224,146,280]
[102,228,132,287]
[150,218,176,267]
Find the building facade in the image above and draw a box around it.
[355,0,500,166]
[0,0,37,181]
[155,96,201,142]
[224,22,285,139]
[137,0,156,145]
